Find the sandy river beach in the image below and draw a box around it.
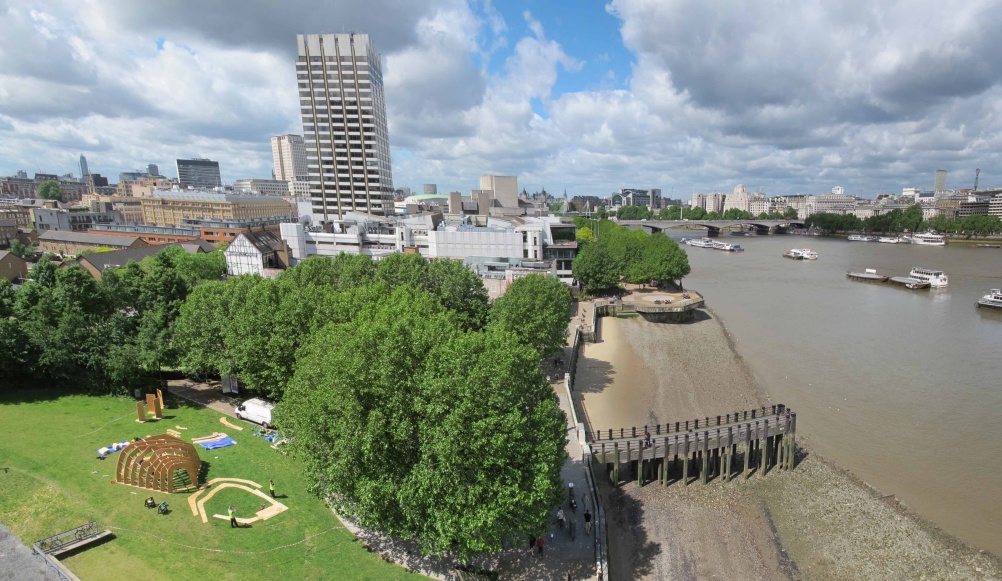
[576,310,1002,581]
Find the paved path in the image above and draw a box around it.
[0,521,61,581]
[166,379,241,419]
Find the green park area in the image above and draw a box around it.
[0,390,414,581]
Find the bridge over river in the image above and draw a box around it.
[589,405,797,487]
[619,219,806,237]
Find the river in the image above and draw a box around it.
[674,231,1002,556]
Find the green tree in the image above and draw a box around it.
[782,207,799,219]
[424,258,489,331]
[575,226,595,244]
[626,232,691,288]
[9,239,38,260]
[276,290,565,559]
[37,180,63,201]
[572,241,620,295]
[488,274,571,359]
[595,206,608,220]
[375,252,428,290]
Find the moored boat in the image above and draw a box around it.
[847,235,874,242]
[784,248,818,260]
[907,267,948,288]
[847,268,888,282]
[685,237,717,248]
[713,242,744,251]
[976,289,1002,310]
[878,237,900,244]
[909,231,947,246]
[977,244,1001,248]
[888,277,931,289]
[783,250,804,259]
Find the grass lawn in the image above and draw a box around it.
[0,390,416,580]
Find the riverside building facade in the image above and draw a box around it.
[296,33,394,220]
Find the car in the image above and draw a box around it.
[235,398,275,428]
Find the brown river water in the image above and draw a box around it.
[672,231,1002,556]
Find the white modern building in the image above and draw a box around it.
[691,193,726,214]
[277,214,576,283]
[232,179,291,196]
[271,134,308,181]
[297,33,394,220]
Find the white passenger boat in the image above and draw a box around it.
[713,242,744,252]
[847,235,873,242]
[686,237,717,248]
[909,232,946,246]
[878,237,900,244]
[976,289,1002,310]
[907,267,948,288]
[784,248,818,260]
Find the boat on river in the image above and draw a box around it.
[713,242,744,251]
[888,277,930,289]
[847,235,875,242]
[847,268,888,282]
[909,232,947,246]
[907,267,948,288]
[976,289,1002,310]
[685,237,717,248]
[878,237,900,244]
[977,244,1001,248]
[783,248,818,260]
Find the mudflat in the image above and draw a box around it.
[576,311,1001,581]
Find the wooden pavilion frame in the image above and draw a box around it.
[115,434,202,493]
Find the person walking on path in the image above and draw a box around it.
[584,508,592,535]
[228,506,237,528]
[269,479,276,498]
[536,535,544,558]
[556,508,565,529]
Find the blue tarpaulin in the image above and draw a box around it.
[197,436,236,450]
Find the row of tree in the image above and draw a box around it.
[804,206,1002,236]
[171,253,570,558]
[571,219,691,295]
[0,247,226,393]
[615,205,798,222]
[3,247,574,559]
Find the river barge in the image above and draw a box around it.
[888,277,931,289]
[847,268,889,282]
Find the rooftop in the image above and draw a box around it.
[38,230,142,246]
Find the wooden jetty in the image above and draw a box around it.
[591,405,797,486]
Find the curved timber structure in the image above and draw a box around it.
[116,434,202,493]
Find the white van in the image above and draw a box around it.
[235,398,275,428]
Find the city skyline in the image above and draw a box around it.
[1,0,1000,197]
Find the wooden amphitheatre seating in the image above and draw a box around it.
[116,434,201,493]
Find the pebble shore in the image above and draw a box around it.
[578,310,1002,580]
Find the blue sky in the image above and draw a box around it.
[1,0,1000,199]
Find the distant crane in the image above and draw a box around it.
[974,168,980,192]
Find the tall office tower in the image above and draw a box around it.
[297,33,394,220]
[79,155,89,178]
[176,158,222,189]
[271,134,308,181]
[423,184,437,195]
[935,169,947,193]
[147,163,160,177]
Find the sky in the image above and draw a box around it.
[1,0,1001,199]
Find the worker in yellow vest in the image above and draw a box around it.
[228,505,237,528]
[269,479,276,498]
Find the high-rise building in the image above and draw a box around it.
[272,134,308,182]
[176,158,222,189]
[935,170,948,193]
[79,155,89,178]
[147,163,160,177]
[423,184,438,195]
[297,33,394,220]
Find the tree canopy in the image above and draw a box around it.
[37,180,63,201]
[488,274,571,359]
[572,219,691,295]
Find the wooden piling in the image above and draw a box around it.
[760,419,769,473]
[683,433,690,485]
[788,413,797,470]
[701,433,709,484]
[744,422,752,478]
[613,443,620,485]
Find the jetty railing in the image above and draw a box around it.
[588,404,786,441]
[594,411,798,487]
